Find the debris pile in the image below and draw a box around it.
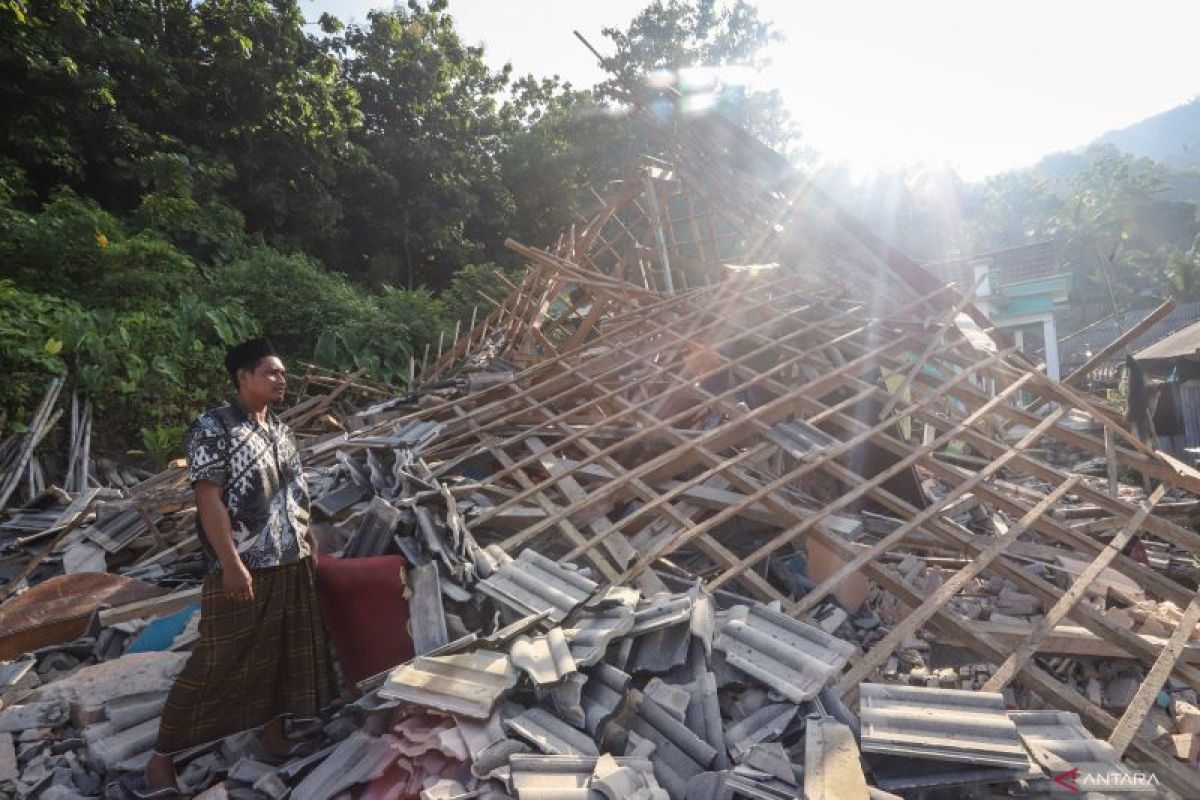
[3,112,1200,797]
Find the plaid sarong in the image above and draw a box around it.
[155,558,337,754]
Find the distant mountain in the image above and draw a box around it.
[1095,98,1200,169]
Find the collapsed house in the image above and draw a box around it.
[2,113,1200,798]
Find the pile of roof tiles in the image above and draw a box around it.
[7,109,1200,798]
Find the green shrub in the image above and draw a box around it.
[317,285,451,386]
[95,234,204,311]
[207,247,371,356]
[442,261,522,323]
[0,188,122,297]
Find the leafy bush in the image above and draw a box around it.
[317,286,451,386]
[0,188,122,297]
[94,235,204,311]
[442,262,523,324]
[0,278,257,452]
[207,248,372,357]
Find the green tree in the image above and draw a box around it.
[326,0,514,288]
[597,0,794,150]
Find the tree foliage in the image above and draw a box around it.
[0,0,789,452]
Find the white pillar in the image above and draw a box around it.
[1043,315,1060,380]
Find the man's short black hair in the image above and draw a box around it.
[224,337,277,386]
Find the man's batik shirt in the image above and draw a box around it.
[184,400,311,573]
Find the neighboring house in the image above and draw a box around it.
[1127,319,1200,457]
[1059,299,1200,385]
[925,241,1071,379]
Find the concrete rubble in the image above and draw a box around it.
[3,112,1200,799]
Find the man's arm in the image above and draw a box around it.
[195,481,254,601]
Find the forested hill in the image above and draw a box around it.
[1097,98,1200,169]
[0,0,786,456]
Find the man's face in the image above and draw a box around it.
[239,356,287,406]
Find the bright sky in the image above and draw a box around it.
[302,0,1200,180]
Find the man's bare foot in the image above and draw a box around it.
[142,752,178,795]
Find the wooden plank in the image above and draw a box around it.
[984,485,1166,692]
[1104,425,1119,498]
[98,586,202,626]
[833,477,1080,694]
[627,323,1200,694]
[450,408,621,582]
[671,296,1200,551]
[652,366,1033,591]
[0,378,62,511]
[805,717,869,800]
[524,437,638,571]
[523,414,781,602]
[1063,297,1175,388]
[940,619,1200,663]
[0,492,98,601]
[876,277,982,420]
[1109,590,1200,756]
[793,408,1068,614]
[483,314,906,533]
[644,299,1200,621]
[487,309,938,547]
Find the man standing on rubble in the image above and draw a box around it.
[143,337,336,797]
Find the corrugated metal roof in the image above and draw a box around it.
[1009,710,1154,794]
[859,684,1032,769]
[378,650,518,719]
[713,603,854,703]
[510,627,577,685]
[478,548,597,624]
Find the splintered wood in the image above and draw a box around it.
[370,131,1200,791]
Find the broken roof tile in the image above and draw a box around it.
[627,620,692,675]
[510,627,576,686]
[713,603,854,703]
[580,662,630,739]
[859,684,1034,769]
[504,706,598,757]
[291,731,399,800]
[723,703,797,762]
[629,594,692,636]
[564,606,634,667]
[627,688,720,798]
[478,548,597,624]
[379,650,518,719]
[1010,710,1151,794]
[507,754,657,800]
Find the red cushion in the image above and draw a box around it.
[315,555,414,686]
